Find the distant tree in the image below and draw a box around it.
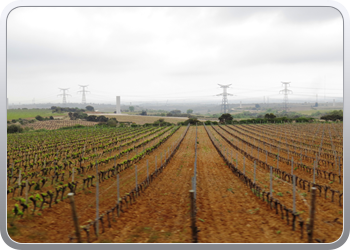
[86,115,97,122]
[264,113,276,119]
[96,116,108,122]
[51,106,57,110]
[187,109,193,114]
[140,110,147,116]
[170,110,181,115]
[255,104,261,109]
[7,125,23,133]
[129,106,135,112]
[85,105,95,111]
[183,118,200,125]
[49,116,54,120]
[35,115,44,121]
[219,113,233,123]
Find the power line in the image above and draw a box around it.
[77,85,90,104]
[216,84,234,113]
[58,88,71,105]
[279,82,292,111]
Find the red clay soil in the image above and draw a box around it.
[7,125,343,243]
[7,127,186,243]
[195,126,305,243]
[207,126,343,243]
[217,125,343,192]
[88,126,197,243]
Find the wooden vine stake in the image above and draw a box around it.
[68,193,82,243]
[308,187,317,243]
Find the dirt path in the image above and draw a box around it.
[204,126,342,243]
[90,126,196,243]
[196,126,304,243]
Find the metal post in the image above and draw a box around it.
[189,190,198,243]
[18,169,21,186]
[147,159,149,185]
[293,175,296,213]
[95,161,99,237]
[117,174,120,217]
[243,157,245,174]
[308,187,317,243]
[25,180,29,204]
[270,166,273,198]
[72,167,75,182]
[254,161,256,183]
[135,165,138,197]
[291,157,294,175]
[313,160,316,184]
[68,193,82,243]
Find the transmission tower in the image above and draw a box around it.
[58,88,71,105]
[279,82,292,111]
[77,85,90,104]
[216,84,233,113]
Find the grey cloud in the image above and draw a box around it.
[210,7,341,26]
[278,7,342,23]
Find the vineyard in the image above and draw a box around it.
[6,122,343,243]
[22,120,98,130]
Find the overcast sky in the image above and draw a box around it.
[7,7,343,105]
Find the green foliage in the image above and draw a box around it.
[320,110,343,121]
[183,118,200,125]
[219,113,233,123]
[35,115,44,121]
[7,125,23,134]
[264,113,276,119]
[85,105,95,111]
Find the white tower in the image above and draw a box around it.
[116,96,121,114]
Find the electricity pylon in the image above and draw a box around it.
[279,82,292,111]
[78,85,90,104]
[58,88,71,105]
[216,84,233,113]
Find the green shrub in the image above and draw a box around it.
[7,125,23,134]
